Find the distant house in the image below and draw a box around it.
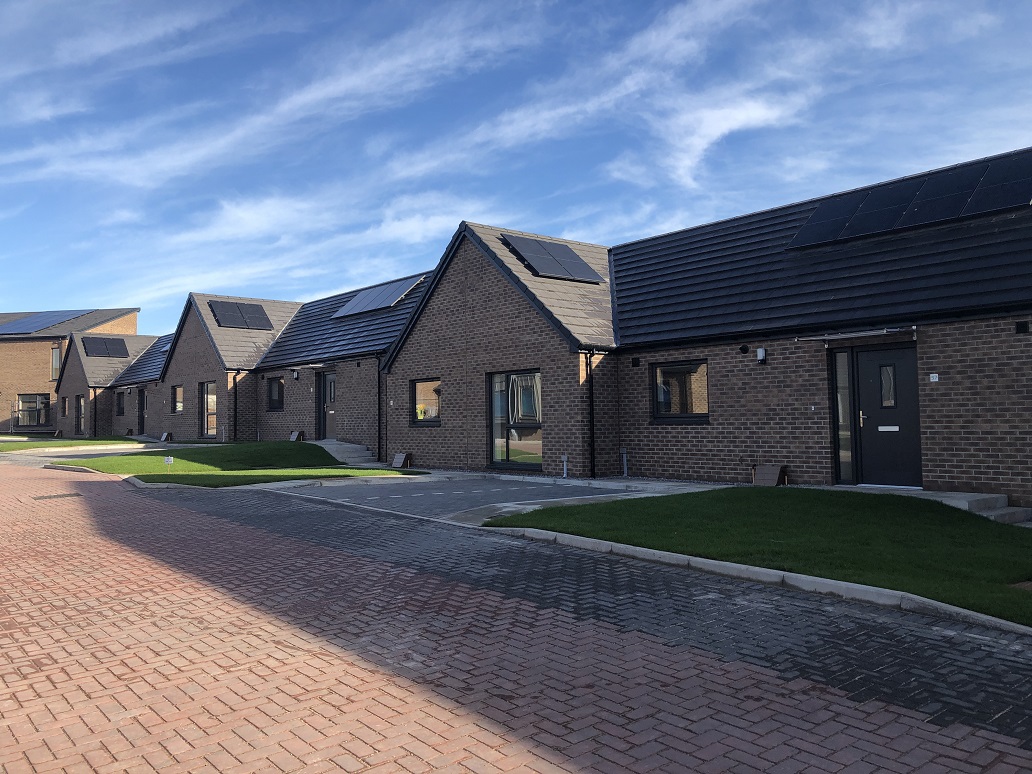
[383,222,615,476]
[54,333,158,437]
[155,294,301,441]
[255,274,429,450]
[108,334,175,437]
[0,308,138,433]
[608,146,1032,504]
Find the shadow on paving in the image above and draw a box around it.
[79,479,1032,751]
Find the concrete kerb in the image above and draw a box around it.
[493,526,1032,638]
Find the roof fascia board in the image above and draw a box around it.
[382,225,468,372]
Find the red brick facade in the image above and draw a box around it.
[615,338,835,485]
[386,237,598,476]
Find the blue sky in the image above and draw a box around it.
[1,0,1030,335]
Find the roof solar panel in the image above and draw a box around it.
[838,204,908,239]
[914,163,987,201]
[501,234,604,283]
[897,190,973,228]
[331,276,424,319]
[857,179,924,212]
[806,191,867,223]
[980,150,1032,186]
[786,217,852,248]
[82,336,129,358]
[208,300,273,330]
[0,309,92,335]
[962,177,1032,217]
[238,303,273,330]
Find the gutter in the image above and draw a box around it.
[376,353,383,462]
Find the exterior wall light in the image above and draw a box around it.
[291,370,300,380]
[757,347,767,364]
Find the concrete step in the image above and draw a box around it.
[980,506,1032,525]
[309,440,376,465]
[934,493,1009,514]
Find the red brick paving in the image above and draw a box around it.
[1,465,1031,772]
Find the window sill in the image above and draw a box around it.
[410,419,441,427]
[650,416,710,426]
[267,408,285,413]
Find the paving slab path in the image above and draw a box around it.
[2,464,1032,773]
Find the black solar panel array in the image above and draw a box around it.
[501,234,606,283]
[0,310,92,335]
[331,276,424,319]
[110,334,175,387]
[611,147,1032,347]
[789,148,1032,248]
[260,274,429,368]
[82,336,130,358]
[208,300,273,330]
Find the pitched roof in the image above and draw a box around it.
[111,334,174,387]
[611,147,1032,347]
[162,293,302,378]
[0,308,138,338]
[385,222,613,369]
[258,273,430,369]
[65,334,159,388]
[464,223,614,349]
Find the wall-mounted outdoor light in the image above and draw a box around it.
[756,347,767,364]
[291,370,300,380]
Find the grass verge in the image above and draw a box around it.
[486,487,1032,627]
[0,437,148,452]
[63,441,415,487]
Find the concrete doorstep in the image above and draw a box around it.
[490,526,1032,638]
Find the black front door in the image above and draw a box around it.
[319,372,336,440]
[855,347,921,486]
[137,388,146,435]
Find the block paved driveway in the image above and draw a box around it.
[2,465,1032,773]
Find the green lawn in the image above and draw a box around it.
[0,437,148,452]
[487,487,1032,627]
[61,441,414,487]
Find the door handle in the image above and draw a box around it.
[859,411,866,428]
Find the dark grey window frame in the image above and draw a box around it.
[650,360,709,425]
[171,384,184,414]
[267,376,285,412]
[410,378,441,426]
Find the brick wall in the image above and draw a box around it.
[0,338,64,432]
[256,368,319,441]
[386,237,597,476]
[337,357,379,450]
[918,315,1032,506]
[617,338,834,485]
[87,313,138,335]
[55,346,89,437]
[157,308,231,441]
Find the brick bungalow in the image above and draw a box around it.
[107,334,175,437]
[0,308,138,433]
[254,274,429,451]
[608,146,1032,504]
[54,333,158,437]
[155,294,301,441]
[383,222,616,477]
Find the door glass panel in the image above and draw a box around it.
[508,428,542,465]
[880,365,896,408]
[491,375,507,462]
[833,351,853,483]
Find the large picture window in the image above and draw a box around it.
[490,371,542,467]
[17,394,51,426]
[411,379,441,424]
[268,377,284,412]
[653,361,708,422]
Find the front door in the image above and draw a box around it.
[852,347,922,486]
[137,388,146,435]
[319,372,336,440]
